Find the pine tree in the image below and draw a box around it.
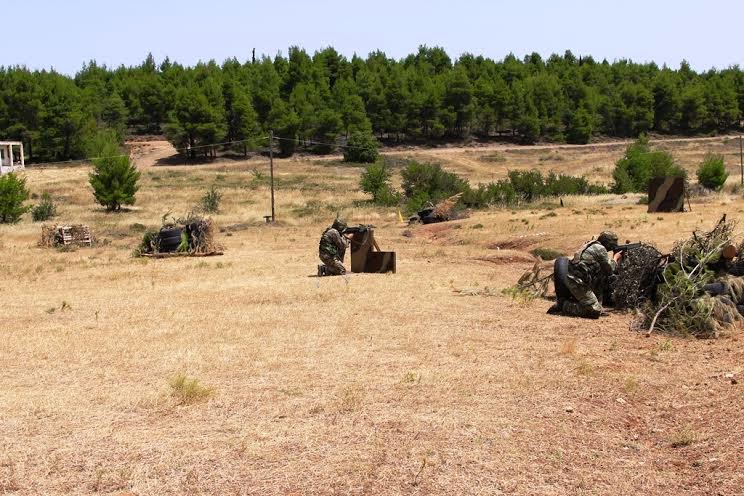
[88,131,140,211]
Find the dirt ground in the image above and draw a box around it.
[1,137,742,495]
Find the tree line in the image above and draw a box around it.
[2,46,744,162]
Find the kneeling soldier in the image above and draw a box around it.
[318,219,349,276]
[549,231,623,319]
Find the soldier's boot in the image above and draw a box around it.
[317,264,328,276]
[561,299,601,319]
[547,300,564,315]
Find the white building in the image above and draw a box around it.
[0,141,25,175]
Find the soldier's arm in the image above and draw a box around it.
[596,245,617,274]
[329,230,346,250]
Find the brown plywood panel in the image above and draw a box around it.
[648,177,685,213]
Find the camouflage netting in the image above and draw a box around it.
[611,243,663,310]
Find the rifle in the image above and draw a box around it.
[615,242,642,253]
[342,224,374,235]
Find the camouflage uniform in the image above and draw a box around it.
[319,226,348,276]
[562,240,617,318]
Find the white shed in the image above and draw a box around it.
[0,141,25,175]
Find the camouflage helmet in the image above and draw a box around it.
[597,231,619,251]
[332,218,348,233]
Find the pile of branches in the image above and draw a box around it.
[185,217,220,254]
[637,216,741,338]
[515,259,553,298]
[433,193,463,220]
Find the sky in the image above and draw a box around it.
[4,0,744,75]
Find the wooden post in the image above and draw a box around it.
[739,134,744,186]
[269,130,275,222]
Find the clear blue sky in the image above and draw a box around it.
[5,0,743,75]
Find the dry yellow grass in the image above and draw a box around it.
[1,138,742,495]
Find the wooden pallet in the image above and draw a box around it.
[59,225,92,246]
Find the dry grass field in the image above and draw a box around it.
[1,137,742,495]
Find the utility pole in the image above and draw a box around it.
[269,130,275,222]
[739,134,744,186]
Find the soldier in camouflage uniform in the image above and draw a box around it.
[549,231,623,319]
[318,219,349,276]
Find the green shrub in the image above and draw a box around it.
[359,162,398,205]
[168,373,214,405]
[401,162,469,212]
[508,170,545,201]
[612,136,685,193]
[391,162,605,212]
[31,192,57,222]
[177,231,190,252]
[505,170,607,201]
[88,131,140,211]
[135,230,159,255]
[199,184,222,213]
[696,153,728,191]
[462,181,517,208]
[0,173,30,223]
[344,131,379,163]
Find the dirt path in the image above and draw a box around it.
[127,140,177,168]
[387,134,734,155]
[128,135,735,169]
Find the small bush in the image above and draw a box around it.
[199,184,222,213]
[31,192,57,222]
[670,426,696,448]
[462,181,517,208]
[359,162,399,206]
[0,173,30,223]
[169,373,214,405]
[401,162,469,212]
[343,131,379,163]
[696,153,728,191]
[501,286,536,303]
[135,230,159,255]
[461,170,605,209]
[612,136,685,193]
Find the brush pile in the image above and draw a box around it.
[635,215,742,338]
[136,214,223,257]
[409,193,464,224]
[515,259,553,298]
[433,193,463,220]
